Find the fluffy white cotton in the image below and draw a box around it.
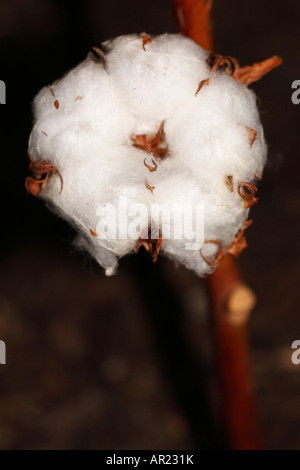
[104,34,209,125]
[28,33,267,277]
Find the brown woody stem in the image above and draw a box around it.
[234,55,283,86]
[172,0,214,51]
[207,255,263,449]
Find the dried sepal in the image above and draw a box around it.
[25,158,63,197]
[227,219,253,257]
[206,52,282,87]
[206,53,239,77]
[246,126,257,147]
[237,182,259,208]
[233,56,283,86]
[200,239,225,266]
[195,78,209,96]
[25,178,44,197]
[201,220,253,265]
[134,226,162,263]
[142,34,152,51]
[225,174,234,193]
[144,157,157,172]
[90,46,108,70]
[145,181,155,194]
[131,121,168,160]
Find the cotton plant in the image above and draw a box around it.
[26,33,281,276]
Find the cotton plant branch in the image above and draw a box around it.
[172,0,214,51]
[207,255,263,449]
[234,55,283,86]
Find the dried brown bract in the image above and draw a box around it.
[238,182,259,208]
[131,121,168,160]
[201,219,253,265]
[145,181,155,194]
[227,219,253,257]
[233,56,283,86]
[206,53,239,77]
[134,226,163,263]
[142,34,152,51]
[144,157,157,172]
[206,52,282,87]
[246,127,257,147]
[91,46,109,70]
[25,158,63,197]
[195,78,209,95]
[200,239,225,266]
[225,174,234,193]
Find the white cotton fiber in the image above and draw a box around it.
[27,33,267,277]
[104,34,209,125]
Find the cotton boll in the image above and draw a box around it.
[27,33,268,277]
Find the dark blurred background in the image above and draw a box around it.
[0,0,299,450]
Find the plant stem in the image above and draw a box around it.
[172,0,214,51]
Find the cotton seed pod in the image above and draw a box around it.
[27,33,270,277]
